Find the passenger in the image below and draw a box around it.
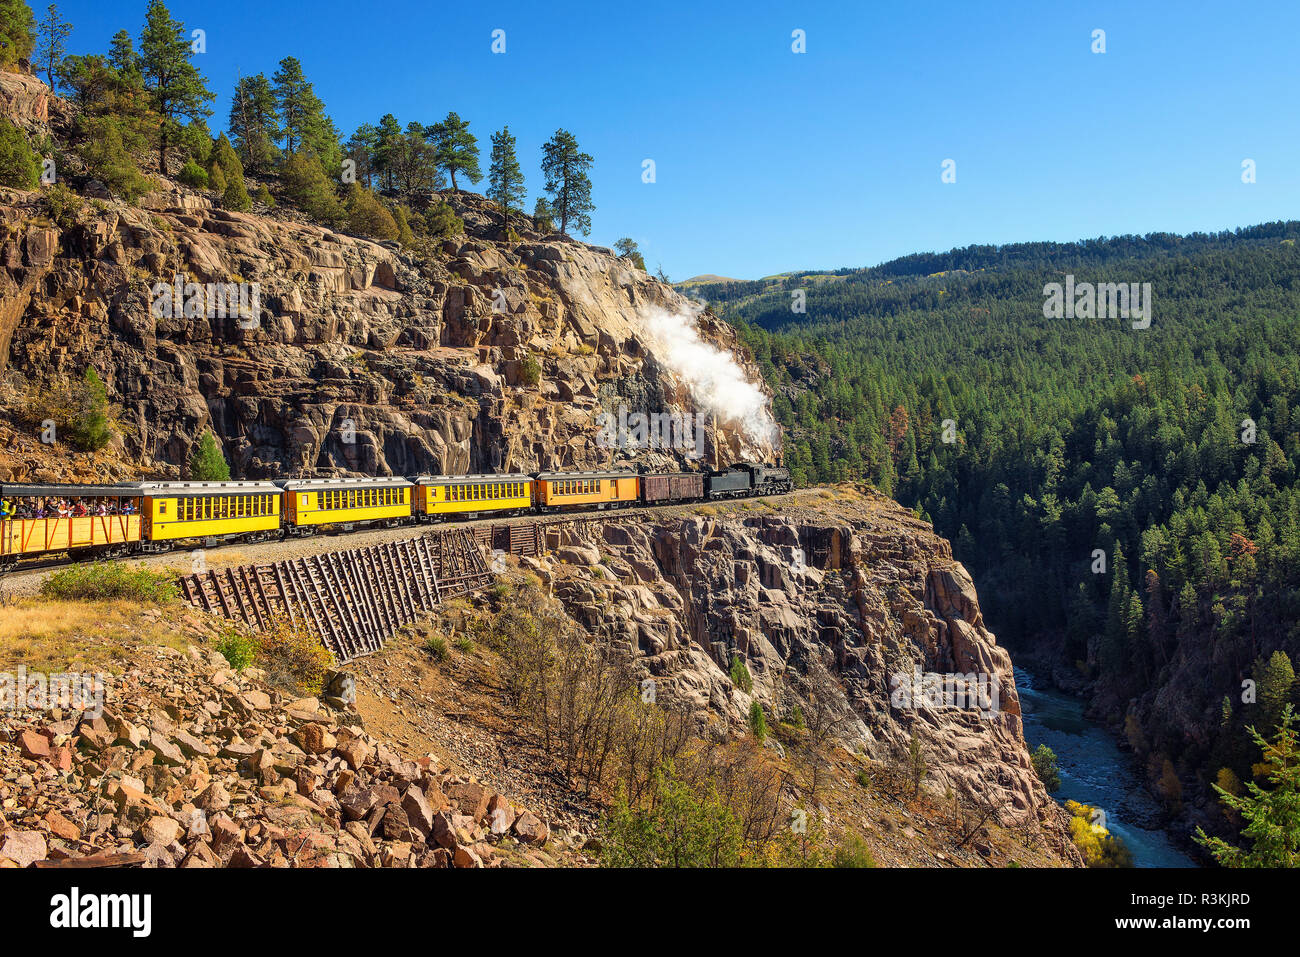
[123,500,136,515]
[0,497,11,520]
[96,500,108,516]
[15,498,33,519]
[71,500,88,517]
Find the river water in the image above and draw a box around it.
[1015,669,1196,867]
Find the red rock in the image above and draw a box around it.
[445,781,490,821]
[512,811,549,846]
[17,730,49,761]
[43,810,81,841]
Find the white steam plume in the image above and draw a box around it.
[638,303,779,449]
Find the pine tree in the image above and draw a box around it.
[228,73,278,173]
[540,129,594,236]
[68,367,111,451]
[372,113,401,191]
[429,111,480,191]
[748,700,767,741]
[487,125,525,231]
[272,56,339,168]
[0,0,35,70]
[108,28,139,81]
[1255,651,1296,735]
[345,122,378,189]
[532,196,554,233]
[33,3,69,91]
[188,430,230,481]
[1196,706,1300,867]
[138,0,213,173]
[613,238,646,271]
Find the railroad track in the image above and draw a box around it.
[0,493,794,581]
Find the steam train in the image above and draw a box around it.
[0,464,792,564]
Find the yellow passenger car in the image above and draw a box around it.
[124,481,282,547]
[535,471,638,511]
[0,484,143,560]
[412,473,533,519]
[278,477,412,531]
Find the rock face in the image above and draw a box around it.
[0,181,774,480]
[524,490,1076,855]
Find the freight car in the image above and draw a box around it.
[640,471,704,505]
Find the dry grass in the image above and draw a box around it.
[0,599,188,674]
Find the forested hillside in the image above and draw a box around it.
[705,226,1300,832]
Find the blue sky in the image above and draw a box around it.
[53,0,1300,279]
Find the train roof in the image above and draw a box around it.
[120,481,282,496]
[410,473,532,484]
[0,483,144,498]
[276,477,412,489]
[535,470,637,480]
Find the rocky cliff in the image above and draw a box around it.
[0,76,774,481]
[521,488,1081,863]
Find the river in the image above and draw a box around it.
[1015,669,1196,867]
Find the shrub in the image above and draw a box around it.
[601,763,745,867]
[728,655,753,692]
[222,175,251,212]
[519,353,541,387]
[208,161,227,193]
[253,619,335,696]
[253,184,273,207]
[280,150,344,226]
[424,201,463,238]
[832,833,876,868]
[1031,743,1061,791]
[216,628,257,671]
[77,117,153,202]
[0,117,38,188]
[177,158,208,189]
[455,636,474,655]
[1066,800,1134,867]
[345,185,399,240]
[43,182,83,228]
[40,562,178,604]
[389,200,413,245]
[424,634,448,661]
